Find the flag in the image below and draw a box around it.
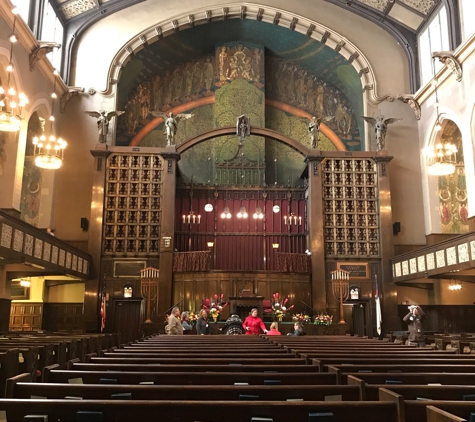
[100,278,107,332]
[375,276,382,336]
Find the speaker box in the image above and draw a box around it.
[80,217,89,231]
[393,222,401,235]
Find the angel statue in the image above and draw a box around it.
[301,115,334,149]
[151,111,194,146]
[361,115,402,151]
[84,110,124,144]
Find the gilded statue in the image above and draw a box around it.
[151,111,194,146]
[84,110,125,143]
[361,115,402,150]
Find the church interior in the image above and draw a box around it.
[1,0,475,342]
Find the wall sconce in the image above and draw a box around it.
[207,241,214,248]
[237,206,248,219]
[123,283,133,298]
[272,243,279,249]
[284,212,301,226]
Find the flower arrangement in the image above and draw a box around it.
[292,313,311,324]
[187,311,198,325]
[314,312,333,326]
[264,292,294,321]
[202,294,228,322]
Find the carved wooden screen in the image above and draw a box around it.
[103,154,162,255]
[322,158,380,258]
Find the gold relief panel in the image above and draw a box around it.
[458,243,469,263]
[417,256,426,272]
[1,224,12,248]
[446,246,457,266]
[13,229,23,252]
[59,249,65,267]
[402,260,409,276]
[24,234,33,256]
[43,242,51,262]
[409,258,417,274]
[426,253,435,270]
[436,250,446,268]
[34,239,43,259]
[66,252,72,269]
[395,262,401,277]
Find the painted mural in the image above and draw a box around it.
[116,19,364,188]
[437,121,468,234]
[20,112,44,226]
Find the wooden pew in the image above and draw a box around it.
[100,350,293,358]
[71,361,320,373]
[347,373,475,386]
[6,374,362,401]
[0,399,400,422]
[327,364,475,383]
[0,349,19,397]
[44,368,339,385]
[426,405,469,422]
[311,357,475,371]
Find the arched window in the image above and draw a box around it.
[418,5,450,86]
[459,0,475,42]
[40,1,63,71]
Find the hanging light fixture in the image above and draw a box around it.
[19,278,31,287]
[424,58,457,177]
[0,7,28,132]
[32,69,67,169]
[182,181,200,224]
[283,192,301,226]
[448,280,462,291]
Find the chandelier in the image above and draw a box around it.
[0,8,28,132]
[425,141,458,176]
[32,70,67,169]
[424,57,457,177]
[448,280,462,291]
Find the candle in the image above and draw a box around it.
[182,215,185,223]
[198,215,201,224]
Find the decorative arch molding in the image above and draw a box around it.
[102,3,394,108]
[176,126,313,156]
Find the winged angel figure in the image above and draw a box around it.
[151,111,194,146]
[84,110,124,144]
[361,115,402,151]
[301,116,334,149]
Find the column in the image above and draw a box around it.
[305,155,326,311]
[158,151,180,314]
[0,266,12,331]
[84,146,111,331]
[374,151,400,331]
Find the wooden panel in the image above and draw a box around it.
[42,303,85,332]
[9,302,43,331]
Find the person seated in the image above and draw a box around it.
[287,321,304,336]
[220,314,244,335]
[242,308,268,335]
[266,322,281,336]
[181,311,193,333]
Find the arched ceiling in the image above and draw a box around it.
[117,19,363,119]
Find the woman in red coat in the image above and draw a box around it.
[242,308,267,335]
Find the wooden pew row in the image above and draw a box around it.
[76,357,307,368]
[70,362,320,373]
[103,350,293,357]
[302,349,461,363]
[380,388,475,422]
[44,368,339,385]
[0,399,400,422]
[328,365,475,383]
[311,357,475,371]
[347,373,475,386]
[6,373,362,401]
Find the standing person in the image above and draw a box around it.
[181,311,193,333]
[196,309,210,335]
[287,322,304,336]
[220,314,243,335]
[242,308,267,335]
[266,322,281,336]
[403,305,425,347]
[166,307,183,335]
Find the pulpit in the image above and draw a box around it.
[229,296,264,320]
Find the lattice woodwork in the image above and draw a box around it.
[104,154,163,255]
[322,158,380,258]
